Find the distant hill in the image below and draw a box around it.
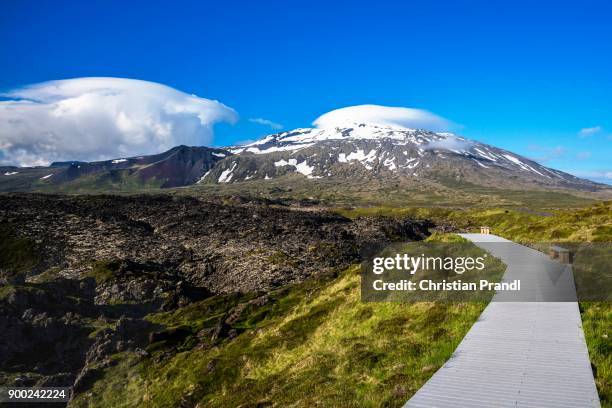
[0,145,230,192]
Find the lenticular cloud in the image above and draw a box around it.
[312,104,452,131]
[0,77,238,166]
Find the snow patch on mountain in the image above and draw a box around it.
[295,161,316,177]
[218,162,237,183]
[275,158,298,167]
[244,142,316,154]
[197,170,211,183]
[384,157,397,170]
[474,159,489,169]
[274,158,318,178]
[474,147,497,161]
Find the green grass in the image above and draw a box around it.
[36,170,167,194]
[71,264,488,408]
[582,284,612,406]
[581,303,612,406]
[425,231,469,243]
[336,201,612,243]
[338,201,612,406]
[85,259,123,284]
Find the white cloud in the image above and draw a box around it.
[424,134,474,151]
[312,104,453,131]
[579,126,602,137]
[249,117,283,130]
[0,77,238,166]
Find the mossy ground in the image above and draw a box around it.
[338,202,612,406]
[0,222,40,276]
[35,170,167,193]
[336,200,612,243]
[85,260,123,284]
[581,302,612,406]
[72,264,488,407]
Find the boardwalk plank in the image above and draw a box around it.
[404,234,600,408]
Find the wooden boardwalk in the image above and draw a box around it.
[405,234,600,408]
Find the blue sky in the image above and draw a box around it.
[1,0,611,182]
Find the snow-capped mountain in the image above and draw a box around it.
[1,123,605,193]
[201,124,601,190]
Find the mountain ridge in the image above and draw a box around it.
[0,145,229,191]
[0,124,608,193]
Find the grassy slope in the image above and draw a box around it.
[337,201,612,405]
[73,262,494,407]
[38,171,167,193]
[582,302,612,405]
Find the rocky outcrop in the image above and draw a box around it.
[72,317,153,394]
[0,278,97,388]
